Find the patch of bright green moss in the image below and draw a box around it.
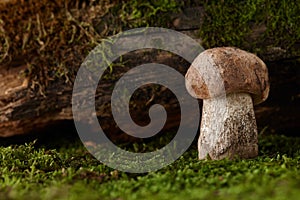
[0,134,299,199]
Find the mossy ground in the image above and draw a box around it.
[0,134,299,200]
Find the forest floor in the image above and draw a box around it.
[0,134,299,200]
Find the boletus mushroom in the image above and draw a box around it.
[185,47,269,160]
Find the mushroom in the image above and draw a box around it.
[185,47,269,160]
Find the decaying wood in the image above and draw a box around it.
[0,50,186,139]
[0,6,299,139]
[0,64,73,137]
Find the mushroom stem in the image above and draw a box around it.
[199,92,258,160]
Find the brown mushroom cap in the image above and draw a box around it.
[185,47,270,105]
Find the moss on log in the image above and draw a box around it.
[0,0,299,139]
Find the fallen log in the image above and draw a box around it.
[0,2,299,140]
[0,50,190,141]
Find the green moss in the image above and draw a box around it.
[0,135,299,199]
[111,0,181,28]
[198,0,300,54]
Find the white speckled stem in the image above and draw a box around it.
[198,93,258,160]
